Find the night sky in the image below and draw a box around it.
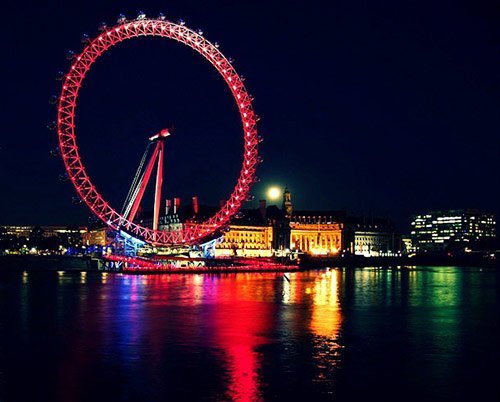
[1,0,499,232]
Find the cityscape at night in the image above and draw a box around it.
[1,1,499,401]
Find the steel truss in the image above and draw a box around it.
[57,16,259,245]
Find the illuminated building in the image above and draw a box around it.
[283,186,400,256]
[215,225,273,257]
[82,227,108,246]
[214,198,293,257]
[215,200,274,257]
[340,216,401,257]
[0,225,88,254]
[1,226,33,238]
[0,225,87,240]
[40,226,87,239]
[353,230,398,256]
[290,213,343,255]
[411,209,496,253]
[401,235,415,256]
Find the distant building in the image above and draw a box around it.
[215,225,273,257]
[0,225,87,253]
[76,187,404,258]
[401,235,415,256]
[343,217,402,257]
[214,200,278,257]
[290,212,343,255]
[82,227,108,246]
[41,226,87,240]
[275,187,402,257]
[1,226,32,238]
[411,210,496,253]
[0,225,87,240]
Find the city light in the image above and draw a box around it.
[267,186,281,201]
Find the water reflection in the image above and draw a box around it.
[278,270,344,398]
[309,270,343,397]
[310,270,342,338]
[209,277,273,402]
[0,267,498,401]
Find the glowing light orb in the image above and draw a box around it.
[267,186,281,200]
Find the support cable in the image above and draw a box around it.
[121,142,152,216]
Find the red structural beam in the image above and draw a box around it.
[153,140,164,234]
[127,142,161,223]
[57,17,260,246]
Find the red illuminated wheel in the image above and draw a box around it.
[57,16,259,245]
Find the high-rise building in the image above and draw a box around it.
[411,209,496,253]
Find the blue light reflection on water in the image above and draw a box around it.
[0,267,498,401]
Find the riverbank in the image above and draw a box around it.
[0,255,97,271]
[299,253,500,268]
[1,254,499,273]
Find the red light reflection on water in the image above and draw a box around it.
[123,273,278,401]
[54,271,342,401]
[205,274,277,402]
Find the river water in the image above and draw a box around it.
[0,266,498,401]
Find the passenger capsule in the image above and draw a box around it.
[55,71,65,81]
[81,33,90,44]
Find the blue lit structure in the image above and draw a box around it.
[118,230,146,256]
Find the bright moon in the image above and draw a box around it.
[267,187,281,200]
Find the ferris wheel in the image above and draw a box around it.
[56,12,260,246]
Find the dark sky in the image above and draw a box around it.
[1,0,499,232]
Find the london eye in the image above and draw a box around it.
[56,13,260,246]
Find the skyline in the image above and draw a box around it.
[1,0,499,231]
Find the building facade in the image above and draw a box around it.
[352,231,399,257]
[214,225,273,257]
[411,210,496,253]
[401,235,415,256]
[342,217,402,256]
[82,227,108,246]
[290,214,343,255]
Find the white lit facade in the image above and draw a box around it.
[411,210,496,252]
[353,231,399,257]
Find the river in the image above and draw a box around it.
[0,266,498,401]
